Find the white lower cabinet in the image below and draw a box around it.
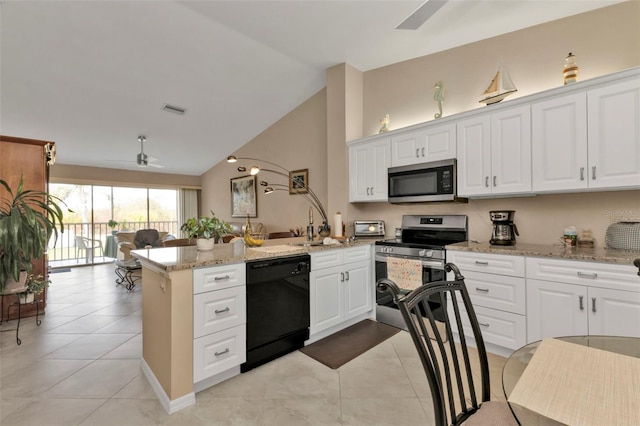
[310,246,373,337]
[193,263,246,383]
[526,257,640,342]
[447,251,526,351]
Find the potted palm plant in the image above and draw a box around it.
[180,210,232,251]
[0,176,67,293]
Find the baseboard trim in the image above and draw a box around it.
[140,359,196,414]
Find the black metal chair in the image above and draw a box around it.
[377,263,517,426]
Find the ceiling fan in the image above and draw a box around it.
[396,0,449,30]
[135,135,164,168]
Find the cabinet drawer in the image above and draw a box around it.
[193,324,246,383]
[451,304,526,350]
[194,286,246,338]
[343,245,371,263]
[526,257,640,292]
[193,262,246,294]
[462,271,526,315]
[311,250,344,270]
[448,251,525,277]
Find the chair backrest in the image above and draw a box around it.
[377,263,490,426]
[74,236,88,249]
[134,229,162,249]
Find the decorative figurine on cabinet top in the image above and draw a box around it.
[379,114,391,133]
[480,60,517,105]
[563,52,579,85]
[433,81,445,119]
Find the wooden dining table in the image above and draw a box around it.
[502,335,640,425]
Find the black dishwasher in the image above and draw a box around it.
[241,254,310,372]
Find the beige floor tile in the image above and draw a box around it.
[46,315,119,334]
[261,398,342,426]
[112,373,158,399]
[102,334,142,359]
[43,333,136,359]
[265,352,340,399]
[0,398,106,426]
[399,357,432,398]
[39,359,140,399]
[197,359,275,399]
[341,397,429,426]
[0,359,92,398]
[93,315,142,334]
[389,331,420,358]
[339,357,416,399]
[357,338,398,359]
[78,398,168,426]
[163,398,265,426]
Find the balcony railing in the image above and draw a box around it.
[48,221,179,265]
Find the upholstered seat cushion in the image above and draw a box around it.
[461,401,518,426]
[134,229,163,249]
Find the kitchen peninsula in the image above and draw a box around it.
[131,238,375,415]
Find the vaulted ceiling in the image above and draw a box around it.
[1,1,622,176]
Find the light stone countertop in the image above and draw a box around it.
[446,241,640,265]
[131,237,377,272]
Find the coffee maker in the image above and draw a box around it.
[489,210,519,246]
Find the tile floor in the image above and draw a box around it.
[0,264,508,425]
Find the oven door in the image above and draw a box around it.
[375,253,446,329]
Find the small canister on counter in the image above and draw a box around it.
[563,226,577,247]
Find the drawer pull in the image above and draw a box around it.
[493,176,497,187]
[475,287,490,293]
[479,322,490,328]
[214,275,231,281]
[592,297,597,313]
[214,307,230,314]
[340,272,345,282]
[580,167,585,181]
[475,261,489,266]
[579,295,584,311]
[485,176,489,187]
[416,148,420,158]
[592,166,597,180]
[345,271,350,281]
[214,348,230,357]
[577,272,597,279]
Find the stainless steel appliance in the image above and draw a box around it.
[375,214,468,330]
[387,159,467,204]
[242,255,310,372]
[354,220,385,237]
[489,210,518,246]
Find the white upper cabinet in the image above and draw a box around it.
[457,104,532,197]
[390,123,456,167]
[348,137,390,202]
[532,92,588,192]
[587,78,640,189]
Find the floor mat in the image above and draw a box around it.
[300,319,400,369]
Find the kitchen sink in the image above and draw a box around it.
[288,241,325,247]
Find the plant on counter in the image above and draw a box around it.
[180,210,232,244]
[0,176,68,293]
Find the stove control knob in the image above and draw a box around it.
[386,247,393,253]
[426,250,434,258]
[418,249,426,257]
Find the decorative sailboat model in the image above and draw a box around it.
[479,62,517,105]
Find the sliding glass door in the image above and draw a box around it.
[48,184,178,266]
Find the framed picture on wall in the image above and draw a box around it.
[231,175,257,217]
[289,169,309,194]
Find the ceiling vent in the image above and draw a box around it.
[161,103,186,115]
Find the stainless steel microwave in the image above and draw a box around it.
[388,159,466,203]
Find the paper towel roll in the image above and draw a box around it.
[334,212,343,237]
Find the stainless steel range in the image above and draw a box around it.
[375,214,468,329]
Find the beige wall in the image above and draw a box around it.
[200,89,327,232]
[51,163,201,189]
[201,2,640,246]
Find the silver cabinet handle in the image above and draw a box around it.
[475,261,489,265]
[340,272,345,282]
[345,271,350,281]
[579,295,584,310]
[592,297,597,313]
[421,147,425,157]
[370,187,373,195]
[577,272,597,279]
[580,167,585,181]
[214,275,230,281]
[485,176,489,187]
[592,166,596,180]
[215,348,229,356]
[366,187,370,196]
[475,287,489,293]
[493,176,497,187]
[479,322,490,328]
[214,307,230,314]
[416,148,420,158]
